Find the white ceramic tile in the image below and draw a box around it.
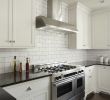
[0,0,90,73]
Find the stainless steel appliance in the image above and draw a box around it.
[51,65,85,100]
[31,64,85,100]
[35,0,78,33]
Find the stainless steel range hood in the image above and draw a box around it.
[36,0,77,33]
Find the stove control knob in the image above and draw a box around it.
[78,71,81,73]
[55,76,61,80]
[61,74,64,78]
[72,72,76,75]
[78,70,84,73]
[74,72,77,74]
[58,76,61,79]
[81,70,84,72]
[55,77,59,80]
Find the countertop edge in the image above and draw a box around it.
[1,74,52,87]
[0,87,16,100]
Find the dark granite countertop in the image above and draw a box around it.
[0,61,109,88]
[1,61,109,87]
[0,87,16,100]
[0,71,52,87]
[73,61,100,67]
[69,61,110,67]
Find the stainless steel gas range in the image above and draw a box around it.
[32,64,85,100]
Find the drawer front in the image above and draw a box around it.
[3,77,50,98]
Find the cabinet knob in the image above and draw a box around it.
[9,40,15,43]
[9,40,12,43]
[103,67,106,69]
[12,40,15,43]
[89,69,91,72]
[89,76,92,78]
[26,86,32,91]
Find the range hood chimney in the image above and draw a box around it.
[36,0,78,33]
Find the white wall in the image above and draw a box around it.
[87,50,110,61]
[0,0,87,74]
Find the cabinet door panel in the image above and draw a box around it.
[68,3,91,49]
[13,0,33,47]
[0,0,11,47]
[17,93,31,100]
[83,12,91,49]
[4,77,50,100]
[85,66,96,95]
[92,13,108,49]
[98,66,110,93]
[108,13,110,47]
[77,8,84,49]
[77,5,91,49]
[31,90,48,100]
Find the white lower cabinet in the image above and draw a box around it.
[3,77,51,100]
[85,65,110,96]
[85,66,96,96]
[97,65,110,93]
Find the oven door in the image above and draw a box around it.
[75,73,85,95]
[52,77,75,100]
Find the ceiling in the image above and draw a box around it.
[79,0,110,10]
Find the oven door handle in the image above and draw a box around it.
[53,78,74,87]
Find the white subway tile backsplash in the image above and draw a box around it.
[86,50,110,61]
[0,0,90,74]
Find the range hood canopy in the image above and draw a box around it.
[36,16,77,33]
[36,0,78,33]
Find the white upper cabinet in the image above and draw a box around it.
[12,0,33,47]
[91,10,110,49]
[77,3,91,49]
[0,0,34,48]
[0,0,11,47]
[92,12,108,49]
[68,2,92,49]
[107,12,110,48]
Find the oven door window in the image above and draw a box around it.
[57,82,72,97]
[77,78,83,88]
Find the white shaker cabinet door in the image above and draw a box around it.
[12,0,33,47]
[107,12,110,48]
[0,0,11,47]
[85,66,96,96]
[68,3,91,49]
[77,3,91,49]
[92,13,108,49]
[97,66,110,93]
[4,77,50,100]
[17,89,48,100]
[30,90,49,100]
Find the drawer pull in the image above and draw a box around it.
[89,76,92,78]
[9,40,12,43]
[9,40,15,43]
[12,40,15,43]
[26,86,32,91]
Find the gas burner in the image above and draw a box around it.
[41,65,77,73]
[31,64,85,82]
